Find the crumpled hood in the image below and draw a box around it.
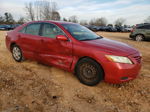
[82,38,138,56]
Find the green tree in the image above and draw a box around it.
[107,24,113,27]
[4,12,15,24]
[0,15,4,24]
[63,17,67,21]
[18,17,26,24]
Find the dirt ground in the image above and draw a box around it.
[0,31,150,112]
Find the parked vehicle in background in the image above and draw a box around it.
[103,26,117,32]
[124,27,132,32]
[0,24,21,30]
[97,26,106,31]
[6,21,142,86]
[84,25,98,31]
[0,25,10,30]
[85,25,117,32]
[91,26,106,31]
[130,23,150,41]
[9,24,21,30]
[115,26,125,32]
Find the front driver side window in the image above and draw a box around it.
[41,23,65,38]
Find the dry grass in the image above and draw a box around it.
[0,31,150,112]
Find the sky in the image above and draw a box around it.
[0,0,150,25]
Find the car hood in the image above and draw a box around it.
[82,38,138,56]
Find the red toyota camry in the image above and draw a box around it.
[5,21,142,86]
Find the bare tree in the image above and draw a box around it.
[51,11,60,20]
[89,17,107,26]
[144,16,150,23]
[115,18,126,26]
[18,17,26,24]
[0,15,4,24]
[42,1,52,20]
[80,20,88,25]
[25,2,35,21]
[95,17,107,26]
[4,12,15,24]
[69,15,78,23]
[51,2,58,13]
[34,0,43,20]
[41,1,60,20]
[25,0,60,21]
[89,18,96,25]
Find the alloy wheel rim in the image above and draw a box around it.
[12,47,21,60]
[136,35,143,41]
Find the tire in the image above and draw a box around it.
[75,58,104,86]
[135,34,144,41]
[12,45,24,62]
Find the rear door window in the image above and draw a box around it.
[25,23,41,35]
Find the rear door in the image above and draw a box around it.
[39,23,73,70]
[18,23,42,60]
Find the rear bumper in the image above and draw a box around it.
[103,53,142,84]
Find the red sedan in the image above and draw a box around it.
[5,21,142,86]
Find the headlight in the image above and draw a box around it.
[106,55,133,64]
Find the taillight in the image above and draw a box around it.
[131,28,134,32]
[131,26,136,32]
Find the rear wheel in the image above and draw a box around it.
[12,45,24,62]
[75,58,104,86]
[135,34,144,41]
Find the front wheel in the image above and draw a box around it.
[75,58,104,86]
[12,45,24,62]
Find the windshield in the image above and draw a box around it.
[61,24,102,41]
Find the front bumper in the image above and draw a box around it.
[103,52,142,84]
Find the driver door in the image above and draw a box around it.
[39,23,73,70]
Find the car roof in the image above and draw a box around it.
[14,20,78,31]
[136,23,150,27]
[29,20,76,25]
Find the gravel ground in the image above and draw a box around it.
[0,31,150,112]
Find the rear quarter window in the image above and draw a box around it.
[19,27,26,33]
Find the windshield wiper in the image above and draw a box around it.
[94,37,102,39]
[80,38,94,41]
[80,36,102,41]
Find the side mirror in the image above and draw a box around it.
[56,35,68,41]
